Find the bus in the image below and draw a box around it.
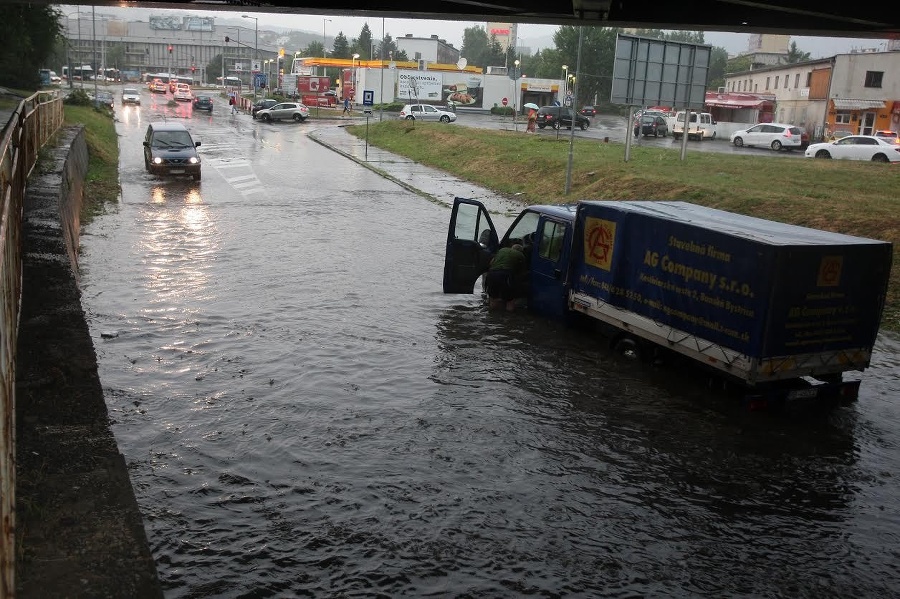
[142,73,194,86]
[61,64,94,81]
[216,76,243,88]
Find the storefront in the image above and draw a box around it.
[704,92,775,125]
[827,99,891,136]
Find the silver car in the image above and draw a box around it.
[121,88,141,105]
[399,104,457,123]
[256,102,310,123]
[731,123,803,151]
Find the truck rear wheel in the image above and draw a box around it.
[612,336,642,361]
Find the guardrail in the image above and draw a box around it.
[0,89,63,598]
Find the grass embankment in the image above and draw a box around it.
[347,120,900,332]
[62,104,119,221]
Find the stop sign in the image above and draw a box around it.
[501,97,508,106]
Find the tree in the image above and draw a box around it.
[460,26,490,67]
[353,23,374,60]
[0,4,62,88]
[552,26,619,109]
[707,47,730,90]
[725,54,752,74]
[377,33,407,62]
[331,31,350,59]
[304,40,325,58]
[786,40,811,63]
[205,53,223,84]
[105,42,125,71]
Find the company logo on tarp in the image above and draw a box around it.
[817,256,843,287]
[584,217,616,271]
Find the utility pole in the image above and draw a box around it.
[92,5,98,105]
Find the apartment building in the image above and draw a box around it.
[724,51,900,140]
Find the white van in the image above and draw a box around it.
[673,112,717,140]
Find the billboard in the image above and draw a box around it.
[611,34,710,108]
[398,72,442,102]
[184,16,214,32]
[149,16,182,31]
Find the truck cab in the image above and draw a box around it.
[443,197,576,320]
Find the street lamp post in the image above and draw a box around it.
[562,64,568,98]
[514,58,520,110]
[322,18,331,81]
[352,53,360,105]
[91,6,98,106]
[242,14,259,98]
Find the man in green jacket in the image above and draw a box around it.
[485,244,526,311]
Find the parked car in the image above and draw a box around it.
[535,106,590,130]
[580,105,597,117]
[95,91,114,108]
[251,98,278,118]
[173,84,193,102]
[730,123,804,151]
[874,129,900,144]
[672,111,717,140]
[634,114,668,137]
[121,88,141,105]
[804,135,900,163]
[398,104,457,122]
[256,102,310,123]
[143,122,202,181]
[192,95,213,112]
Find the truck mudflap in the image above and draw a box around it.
[744,379,861,410]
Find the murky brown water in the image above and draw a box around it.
[78,96,900,598]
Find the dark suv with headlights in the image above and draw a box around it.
[143,122,202,181]
[536,106,590,130]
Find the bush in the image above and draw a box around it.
[63,88,92,106]
[491,105,515,116]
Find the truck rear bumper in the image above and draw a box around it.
[745,379,861,410]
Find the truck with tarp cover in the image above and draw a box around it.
[443,198,892,404]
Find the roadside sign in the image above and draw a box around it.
[362,90,374,106]
[502,97,508,106]
[564,94,573,107]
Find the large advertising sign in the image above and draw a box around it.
[393,71,485,108]
[441,73,484,108]
[149,16,182,31]
[398,72,442,102]
[611,34,710,108]
[184,16,214,32]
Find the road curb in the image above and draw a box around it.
[306,127,444,206]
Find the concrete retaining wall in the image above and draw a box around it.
[14,126,162,598]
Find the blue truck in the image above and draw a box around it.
[443,198,892,404]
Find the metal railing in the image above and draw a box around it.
[0,89,63,598]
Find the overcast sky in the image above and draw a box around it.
[61,6,892,59]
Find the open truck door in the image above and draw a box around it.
[443,197,499,293]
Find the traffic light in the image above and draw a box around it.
[191,66,196,73]
[167,45,173,54]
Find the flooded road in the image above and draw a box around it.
[79,90,900,597]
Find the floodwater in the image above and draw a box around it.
[78,91,900,598]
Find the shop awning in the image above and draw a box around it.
[832,99,886,110]
[706,98,768,108]
[704,92,774,109]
